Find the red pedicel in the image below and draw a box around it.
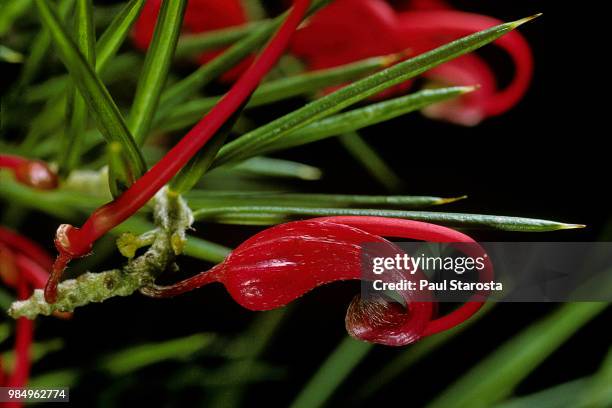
[0,154,58,190]
[45,0,312,303]
[142,216,492,346]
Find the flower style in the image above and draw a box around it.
[0,227,54,407]
[142,216,492,346]
[290,0,534,125]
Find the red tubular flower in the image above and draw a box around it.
[133,0,251,81]
[143,216,492,346]
[0,154,58,190]
[0,228,55,402]
[45,0,311,303]
[291,0,533,125]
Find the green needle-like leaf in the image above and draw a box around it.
[290,337,372,408]
[156,0,330,118]
[214,15,540,167]
[192,206,583,231]
[34,0,146,193]
[0,0,33,37]
[0,45,24,63]
[427,302,608,408]
[95,0,145,74]
[338,132,405,192]
[225,157,323,180]
[175,22,258,58]
[128,0,186,144]
[494,377,595,408]
[256,87,473,156]
[156,22,277,118]
[158,54,399,132]
[358,303,494,400]
[185,191,464,209]
[60,0,95,176]
[14,0,74,91]
[98,333,216,376]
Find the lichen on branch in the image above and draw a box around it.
[8,187,194,319]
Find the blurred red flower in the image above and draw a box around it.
[133,0,533,125]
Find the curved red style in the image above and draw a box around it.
[142,217,492,346]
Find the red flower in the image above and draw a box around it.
[291,0,533,125]
[132,0,251,81]
[143,216,492,346]
[132,0,532,124]
[0,154,58,190]
[0,228,55,406]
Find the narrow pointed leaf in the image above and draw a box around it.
[290,338,372,408]
[158,54,399,132]
[338,132,404,192]
[175,22,258,58]
[34,0,146,192]
[262,87,473,156]
[156,0,331,118]
[358,304,494,400]
[226,157,323,180]
[427,302,608,408]
[0,0,32,37]
[185,191,464,209]
[95,0,145,74]
[128,0,186,144]
[214,16,539,167]
[98,334,216,376]
[0,45,24,63]
[60,0,96,176]
[192,206,583,231]
[15,0,74,90]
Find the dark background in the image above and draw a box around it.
[1,0,611,407]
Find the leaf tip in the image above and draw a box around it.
[382,49,412,67]
[436,195,468,205]
[510,13,543,29]
[558,223,586,230]
[460,85,480,93]
[299,166,323,180]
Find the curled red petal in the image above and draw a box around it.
[395,10,534,120]
[143,217,492,346]
[422,54,497,125]
[291,0,400,70]
[298,216,493,337]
